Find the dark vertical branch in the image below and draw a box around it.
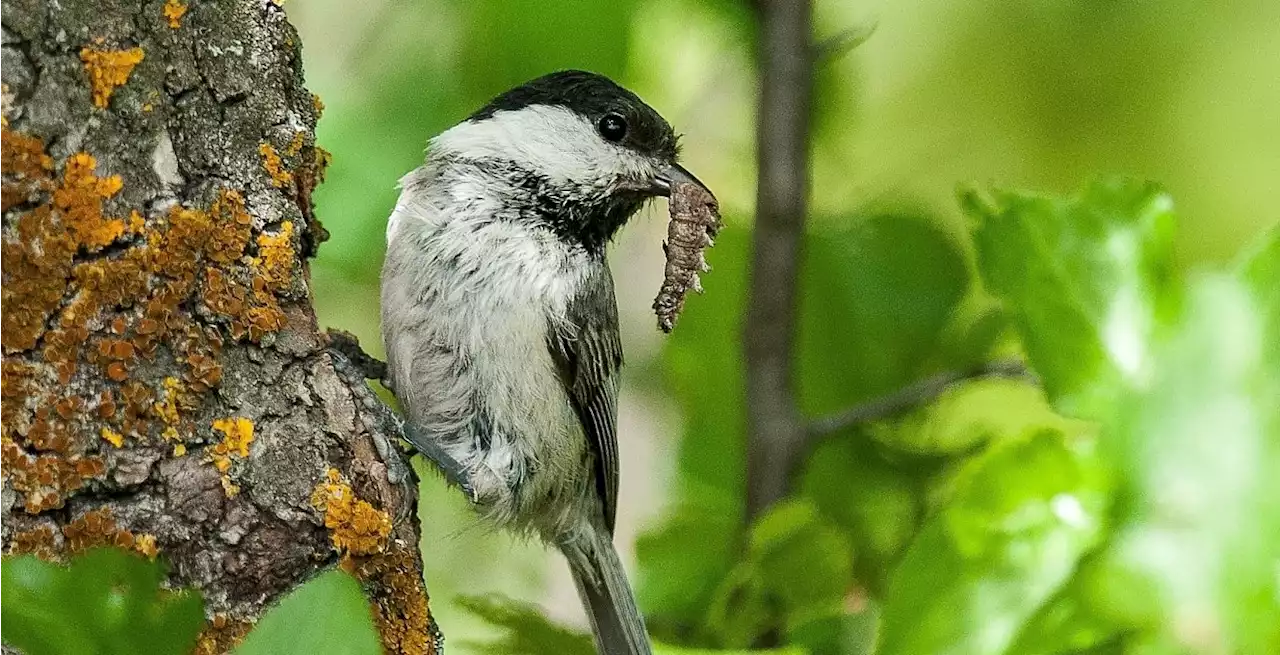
[745,0,813,521]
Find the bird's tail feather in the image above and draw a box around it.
[560,527,653,655]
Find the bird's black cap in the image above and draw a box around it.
[469,70,680,161]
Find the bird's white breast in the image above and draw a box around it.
[381,167,593,527]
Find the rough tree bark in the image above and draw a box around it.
[1,1,438,653]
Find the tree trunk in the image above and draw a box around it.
[1,0,438,652]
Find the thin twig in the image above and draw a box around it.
[813,22,879,65]
[806,359,1035,437]
[744,0,814,522]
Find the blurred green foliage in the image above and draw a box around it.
[285,0,1277,652]
[235,570,383,655]
[0,553,382,655]
[11,1,1274,653]
[0,549,204,655]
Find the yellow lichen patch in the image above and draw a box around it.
[80,47,145,109]
[53,153,126,250]
[353,547,436,655]
[194,615,254,655]
[258,142,293,188]
[173,443,187,457]
[152,376,182,425]
[311,93,325,119]
[1,83,11,127]
[285,132,306,157]
[210,417,254,496]
[212,417,253,458]
[163,0,188,28]
[134,533,159,559]
[100,427,124,447]
[253,221,295,288]
[310,468,392,556]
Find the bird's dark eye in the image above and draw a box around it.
[598,113,628,142]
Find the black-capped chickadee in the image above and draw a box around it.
[380,70,709,655]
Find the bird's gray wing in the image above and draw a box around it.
[549,266,624,534]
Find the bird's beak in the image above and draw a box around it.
[651,163,710,197]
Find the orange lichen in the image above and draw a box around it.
[310,468,392,556]
[24,408,72,454]
[100,427,124,448]
[61,508,141,555]
[194,614,254,655]
[311,93,325,119]
[285,132,306,157]
[80,47,145,109]
[253,221,295,288]
[58,509,159,559]
[163,0,188,28]
[1,126,54,209]
[3,437,107,513]
[1,116,307,531]
[8,524,61,560]
[258,142,293,188]
[353,547,436,655]
[1,362,38,443]
[184,352,223,393]
[54,153,125,249]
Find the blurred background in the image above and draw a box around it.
[286,0,1279,652]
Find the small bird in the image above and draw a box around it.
[380,70,708,655]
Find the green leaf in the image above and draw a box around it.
[798,436,917,586]
[1006,560,1125,655]
[868,378,1082,458]
[965,179,1179,417]
[700,561,774,648]
[700,501,858,650]
[1236,224,1280,366]
[1,549,204,655]
[878,429,1109,655]
[235,569,381,655]
[785,605,878,655]
[747,500,853,613]
[1093,271,1280,652]
[636,501,743,639]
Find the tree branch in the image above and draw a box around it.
[806,359,1035,438]
[745,0,814,522]
[0,2,437,651]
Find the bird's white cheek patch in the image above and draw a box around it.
[431,105,654,189]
